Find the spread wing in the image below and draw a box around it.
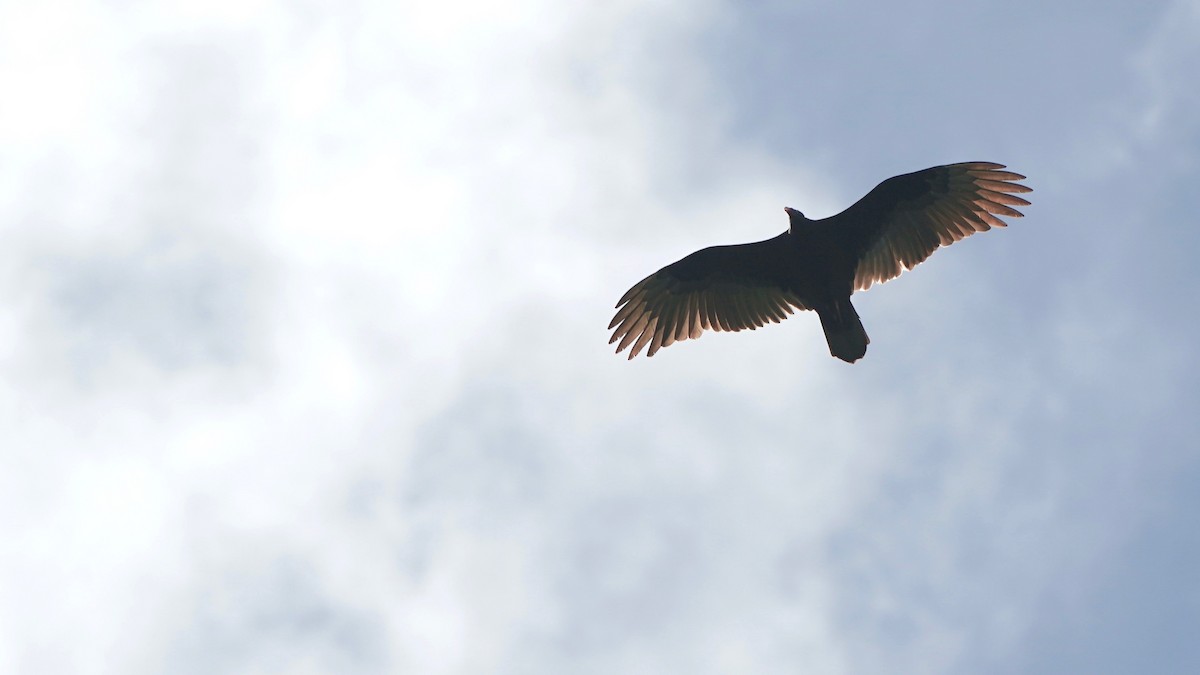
[831,162,1032,291]
[609,237,809,359]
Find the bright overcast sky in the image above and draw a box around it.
[2,1,1199,673]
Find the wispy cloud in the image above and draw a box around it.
[1,1,1198,674]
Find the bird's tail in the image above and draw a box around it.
[817,299,869,363]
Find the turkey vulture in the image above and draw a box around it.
[609,162,1031,362]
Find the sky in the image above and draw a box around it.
[1,0,1199,673]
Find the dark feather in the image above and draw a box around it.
[836,163,1030,291]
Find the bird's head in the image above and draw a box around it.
[784,206,805,233]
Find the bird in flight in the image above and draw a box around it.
[609,162,1031,363]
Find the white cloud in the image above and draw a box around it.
[2,1,1199,674]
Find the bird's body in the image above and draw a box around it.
[609,162,1031,362]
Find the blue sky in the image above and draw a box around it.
[1,1,1198,673]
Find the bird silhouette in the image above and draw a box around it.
[609,162,1031,362]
